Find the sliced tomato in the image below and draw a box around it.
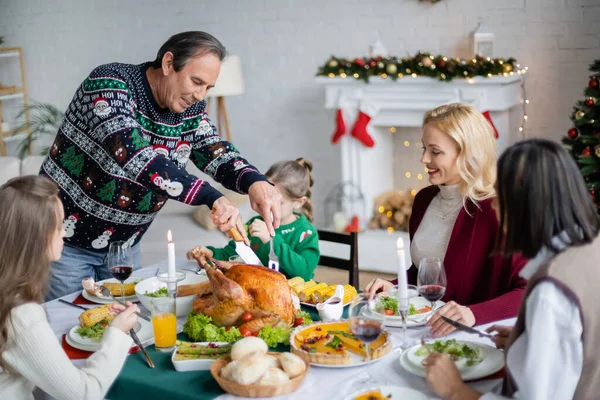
[384,309,395,316]
[251,330,260,337]
[294,317,304,326]
[240,327,252,337]
[417,306,432,314]
[241,311,253,322]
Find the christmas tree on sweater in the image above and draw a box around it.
[562,59,600,211]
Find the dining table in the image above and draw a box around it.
[42,258,514,400]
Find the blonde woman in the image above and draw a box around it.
[0,176,139,400]
[365,103,527,335]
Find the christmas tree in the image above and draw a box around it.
[60,146,85,176]
[97,179,116,201]
[136,192,152,212]
[562,59,600,211]
[131,129,149,150]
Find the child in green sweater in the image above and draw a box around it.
[199,158,320,280]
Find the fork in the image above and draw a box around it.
[98,286,151,322]
[268,236,280,272]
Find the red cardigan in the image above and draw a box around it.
[393,186,528,325]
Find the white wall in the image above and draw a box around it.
[1,0,599,226]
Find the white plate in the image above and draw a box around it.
[364,300,445,328]
[399,340,504,381]
[300,300,351,308]
[81,278,140,304]
[343,385,428,400]
[171,342,230,372]
[67,318,153,352]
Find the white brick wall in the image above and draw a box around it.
[1,0,599,226]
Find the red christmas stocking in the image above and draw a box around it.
[351,99,378,147]
[331,109,347,144]
[482,110,499,139]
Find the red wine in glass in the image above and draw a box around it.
[110,266,133,282]
[418,285,446,303]
[351,319,383,343]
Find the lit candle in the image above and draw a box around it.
[396,237,409,310]
[167,230,176,281]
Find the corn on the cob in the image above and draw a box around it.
[342,284,358,304]
[292,280,316,294]
[299,282,327,302]
[78,305,114,327]
[287,277,304,288]
[311,285,336,303]
[102,282,136,296]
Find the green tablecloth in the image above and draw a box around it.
[107,306,345,400]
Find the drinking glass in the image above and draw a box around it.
[348,293,385,386]
[151,296,177,352]
[107,241,133,302]
[417,257,447,339]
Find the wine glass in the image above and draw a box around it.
[348,293,386,387]
[417,257,447,339]
[107,241,133,302]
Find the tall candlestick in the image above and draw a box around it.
[167,230,176,281]
[396,237,409,310]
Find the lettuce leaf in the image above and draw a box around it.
[258,325,291,348]
[183,313,243,343]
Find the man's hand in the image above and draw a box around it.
[485,325,513,350]
[211,197,248,244]
[248,181,282,236]
[426,301,476,337]
[249,219,271,244]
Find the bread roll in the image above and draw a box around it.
[257,367,290,385]
[264,354,281,369]
[279,352,306,378]
[231,337,268,361]
[220,360,239,380]
[231,353,270,385]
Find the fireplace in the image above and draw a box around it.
[318,74,524,274]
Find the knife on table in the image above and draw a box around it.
[441,315,493,339]
[228,226,263,266]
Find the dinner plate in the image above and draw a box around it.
[310,349,391,369]
[399,340,504,381]
[343,385,428,400]
[363,299,445,328]
[67,318,152,352]
[81,278,140,304]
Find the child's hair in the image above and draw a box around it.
[0,176,61,369]
[496,138,600,258]
[423,103,497,203]
[265,158,314,222]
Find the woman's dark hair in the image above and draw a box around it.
[152,31,227,71]
[496,138,600,258]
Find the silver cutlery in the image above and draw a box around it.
[268,236,280,272]
[98,286,151,322]
[441,315,493,339]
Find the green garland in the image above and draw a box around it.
[316,52,523,83]
[562,59,600,210]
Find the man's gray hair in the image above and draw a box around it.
[152,31,227,71]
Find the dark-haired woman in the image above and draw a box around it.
[423,138,600,400]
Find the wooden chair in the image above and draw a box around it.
[317,230,359,288]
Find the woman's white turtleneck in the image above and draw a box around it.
[410,183,463,267]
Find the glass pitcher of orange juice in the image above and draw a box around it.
[151,297,177,352]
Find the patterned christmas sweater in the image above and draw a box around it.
[41,62,267,252]
[208,214,320,281]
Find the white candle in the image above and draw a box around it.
[396,237,409,309]
[167,230,176,281]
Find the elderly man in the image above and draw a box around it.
[41,31,282,300]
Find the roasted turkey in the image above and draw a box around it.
[181,250,298,332]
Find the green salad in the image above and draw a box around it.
[183,310,312,348]
[75,319,111,340]
[144,287,169,298]
[416,339,484,366]
[375,296,418,316]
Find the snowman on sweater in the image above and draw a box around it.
[62,214,79,238]
[150,172,183,197]
[92,228,114,250]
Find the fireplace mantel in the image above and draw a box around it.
[317,75,525,274]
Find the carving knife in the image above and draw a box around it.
[229,226,263,266]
